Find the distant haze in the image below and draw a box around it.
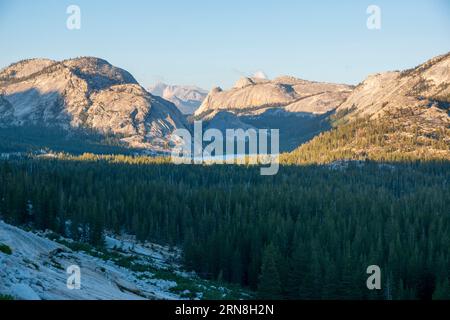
[147,83,208,115]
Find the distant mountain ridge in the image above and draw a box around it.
[1,52,449,159]
[147,82,208,115]
[193,76,354,151]
[195,76,353,118]
[0,57,188,152]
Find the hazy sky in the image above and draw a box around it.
[0,0,449,89]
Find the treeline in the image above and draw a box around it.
[282,117,450,165]
[1,157,449,299]
[0,126,134,154]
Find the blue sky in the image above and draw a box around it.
[0,0,449,89]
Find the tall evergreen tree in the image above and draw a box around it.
[258,244,282,299]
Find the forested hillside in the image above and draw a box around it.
[283,52,450,164]
[283,116,450,164]
[1,156,449,299]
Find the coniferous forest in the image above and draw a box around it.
[1,156,449,300]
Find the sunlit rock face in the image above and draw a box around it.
[336,52,450,124]
[147,83,208,115]
[195,76,353,118]
[0,57,188,152]
[193,75,353,152]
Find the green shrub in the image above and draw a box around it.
[0,243,12,255]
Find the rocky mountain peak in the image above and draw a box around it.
[147,82,208,115]
[0,57,188,152]
[61,57,138,91]
[336,51,450,121]
[0,59,56,80]
[233,77,255,89]
[195,75,353,117]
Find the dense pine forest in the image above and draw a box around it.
[1,156,449,299]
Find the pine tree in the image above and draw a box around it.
[258,244,282,299]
